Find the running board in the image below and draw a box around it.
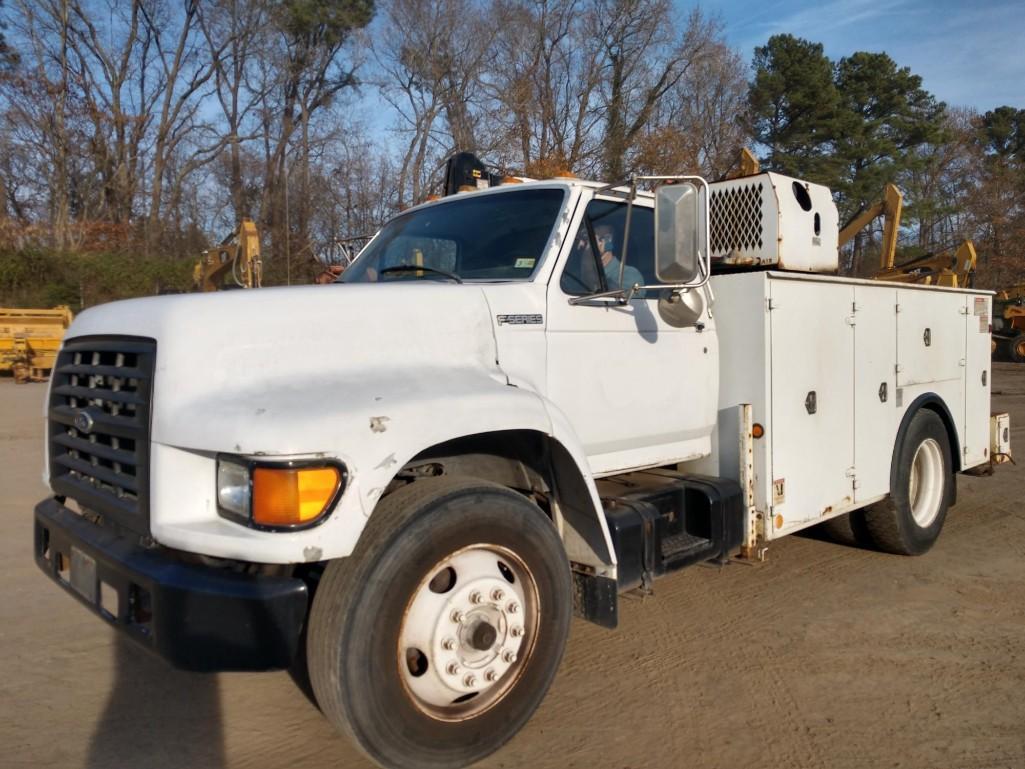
[600,471,745,592]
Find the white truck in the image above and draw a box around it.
[34,166,1010,769]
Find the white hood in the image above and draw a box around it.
[65,283,502,451]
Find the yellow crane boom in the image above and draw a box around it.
[839,183,903,271]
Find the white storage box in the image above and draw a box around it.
[708,172,839,273]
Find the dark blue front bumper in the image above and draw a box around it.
[34,498,308,672]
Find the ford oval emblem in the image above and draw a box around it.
[74,410,95,434]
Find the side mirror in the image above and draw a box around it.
[654,181,707,284]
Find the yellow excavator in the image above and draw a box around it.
[993,284,1025,362]
[839,183,976,288]
[193,218,263,292]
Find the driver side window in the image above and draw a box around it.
[559,200,652,297]
[560,221,603,296]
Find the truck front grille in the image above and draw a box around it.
[48,336,156,535]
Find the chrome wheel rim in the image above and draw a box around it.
[909,438,944,527]
[397,544,539,721]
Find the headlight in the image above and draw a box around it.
[216,457,344,530]
[217,460,251,516]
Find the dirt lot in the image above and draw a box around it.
[2,367,1024,769]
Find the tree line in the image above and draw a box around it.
[0,0,1021,307]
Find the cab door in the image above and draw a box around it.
[544,193,717,476]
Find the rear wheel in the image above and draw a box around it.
[863,409,953,555]
[1009,333,1025,364]
[307,477,572,769]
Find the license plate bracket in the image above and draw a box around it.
[70,547,97,604]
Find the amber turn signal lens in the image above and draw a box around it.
[752,423,765,439]
[252,466,341,527]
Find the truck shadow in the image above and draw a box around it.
[796,511,876,551]
[86,635,226,769]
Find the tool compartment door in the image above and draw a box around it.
[853,285,899,502]
[896,289,966,388]
[964,295,992,468]
[768,278,855,535]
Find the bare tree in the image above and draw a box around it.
[138,1,224,250]
[634,36,749,178]
[374,0,493,207]
[255,0,372,276]
[487,0,604,175]
[197,0,269,222]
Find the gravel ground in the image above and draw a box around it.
[2,365,1024,769]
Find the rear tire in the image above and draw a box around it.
[1009,333,1025,364]
[307,477,572,769]
[863,409,953,555]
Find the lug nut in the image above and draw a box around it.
[469,590,483,604]
[484,669,497,683]
[446,663,460,676]
[442,637,456,651]
[502,650,517,664]
[463,673,477,687]
[510,625,525,638]
[491,588,505,602]
[450,610,463,623]
[507,601,520,614]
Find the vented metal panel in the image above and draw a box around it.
[48,336,156,535]
[710,181,765,257]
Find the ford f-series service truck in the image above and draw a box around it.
[33,167,1010,769]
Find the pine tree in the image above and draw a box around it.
[832,52,945,221]
[748,34,843,183]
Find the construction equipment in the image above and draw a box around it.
[839,183,903,271]
[0,306,73,383]
[874,240,977,288]
[838,182,975,288]
[193,218,263,292]
[993,284,1025,362]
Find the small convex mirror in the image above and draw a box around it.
[654,181,705,284]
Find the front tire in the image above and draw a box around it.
[863,409,953,555]
[307,477,572,769]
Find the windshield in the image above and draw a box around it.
[342,187,566,283]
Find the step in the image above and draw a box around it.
[601,471,744,592]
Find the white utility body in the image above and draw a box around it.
[33,167,1008,769]
[703,269,993,542]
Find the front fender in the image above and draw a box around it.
[150,369,611,567]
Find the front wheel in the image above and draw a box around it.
[863,409,953,555]
[307,477,572,769]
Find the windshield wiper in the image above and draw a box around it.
[378,265,463,283]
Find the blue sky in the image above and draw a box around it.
[705,0,1023,112]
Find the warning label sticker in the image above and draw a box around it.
[773,478,785,504]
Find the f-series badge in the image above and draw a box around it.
[496,314,543,326]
